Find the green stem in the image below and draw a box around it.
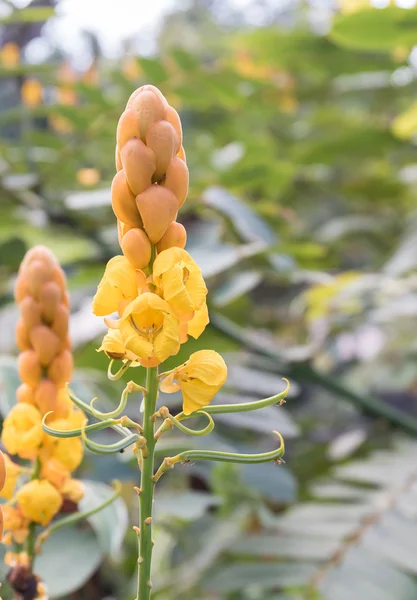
[26,457,41,569]
[137,366,158,600]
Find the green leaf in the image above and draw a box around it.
[0,6,54,23]
[79,480,128,559]
[36,526,102,598]
[330,8,417,51]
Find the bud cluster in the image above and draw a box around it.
[1,246,84,554]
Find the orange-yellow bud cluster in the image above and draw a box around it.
[113,84,188,269]
[1,246,85,547]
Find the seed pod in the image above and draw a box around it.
[26,260,54,298]
[116,108,141,149]
[39,281,62,324]
[121,228,152,270]
[136,186,178,244]
[166,106,182,149]
[157,222,187,252]
[146,120,178,181]
[47,350,73,386]
[111,170,143,226]
[121,138,156,196]
[52,304,69,340]
[161,156,189,207]
[14,276,29,303]
[16,383,36,405]
[115,146,122,171]
[130,89,167,141]
[35,379,57,414]
[20,296,42,331]
[0,451,6,492]
[16,320,31,351]
[18,350,42,387]
[30,325,61,366]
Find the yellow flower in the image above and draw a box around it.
[98,328,139,362]
[0,455,22,500]
[153,248,208,323]
[17,479,62,526]
[185,302,209,340]
[61,478,85,503]
[41,417,84,471]
[41,458,70,490]
[113,292,180,367]
[2,506,29,544]
[92,255,146,316]
[2,403,44,459]
[160,350,227,415]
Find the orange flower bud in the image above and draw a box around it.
[39,281,62,323]
[20,246,56,274]
[52,264,67,293]
[16,320,30,351]
[126,84,168,111]
[146,120,178,181]
[26,260,54,298]
[157,221,187,252]
[111,170,143,226]
[161,156,189,207]
[121,137,156,196]
[129,88,167,141]
[61,478,85,503]
[30,325,61,367]
[177,145,186,162]
[47,350,73,386]
[41,458,70,490]
[0,451,6,492]
[116,108,141,149]
[16,383,36,405]
[14,276,29,303]
[20,296,42,330]
[51,304,69,340]
[136,185,178,244]
[115,145,122,171]
[18,350,42,387]
[121,228,152,270]
[34,379,57,415]
[166,106,182,148]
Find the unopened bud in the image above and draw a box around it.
[129,89,167,141]
[177,145,186,162]
[121,138,156,196]
[115,146,122,171]
[39,281,62,323]
[16,320,30,351]
[166,106,183,148]
[161,156,189,207]
[18,350,42,387]
[111,170,143,227]
[116,108,141,149]
[14,276,29,303]
[26,260,54,298]
[20,297,42,330]
[157,221,187,253]
[34,379,57,414]
[52,265,67,294]
[51,304,70,340]
[47,350,73,386]
[136,186,178,244]
[146,120,178,181]
[30,325,61,367]
[121,228,152,270]
[16,383,36,405]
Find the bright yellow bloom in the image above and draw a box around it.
[160,350,227,415]
[61,478,85,503]
[111,292,180,367]
[0,455,22,500]
[98,328,139,362]
[2,506,29,544]
[41,458,70,490]
[2,403,43,459]
[92,255,146,316]
[41,417,84,471]
[186,302,209,340]
[17,479,62,526]
[153,248,208,323]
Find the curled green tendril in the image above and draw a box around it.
[67,386,130,438]
[167,411,215,437]
[41,412,116,439]
[90,381,142,420]
[36,481,122,551]
[203,379,290,415]
[176,430,284,464]
[108,359,132,381]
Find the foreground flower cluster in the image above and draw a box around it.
[1,246,84,595]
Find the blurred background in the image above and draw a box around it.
[2,0,417,598]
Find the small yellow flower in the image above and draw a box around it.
[2,403,43,459]
[17,479,62,526]
[61,478,85,503]
[160,350,227,415]
[98,328,138,362]
[112,292,180,367]
[92,255,146,317]
[41,458,70,490]
[153,248,208,323]
[0,455,22,500]
[2,506,29,544]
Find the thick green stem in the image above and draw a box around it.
[137,366,158,600]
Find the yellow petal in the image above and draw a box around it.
[119,319,154,359]
[181,380,219,415]
[159,372,181,394]
[187,303,209,339]
[92,256,140,316]
[153,314,180,363]
[98,329,127,359]
[185,350,228,386]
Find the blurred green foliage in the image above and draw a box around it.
[2,1,417,599]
